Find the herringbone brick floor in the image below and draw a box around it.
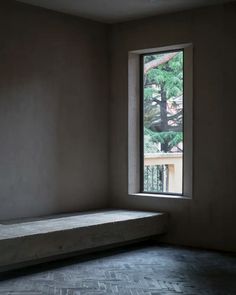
[0,243,236,295]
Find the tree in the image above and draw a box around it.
[143,51,183,153]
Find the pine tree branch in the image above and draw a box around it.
[167,126,182,132]
[152,98,162,104]
[167,110,183,120]
[144,52,178,74]
[150,122,182,132]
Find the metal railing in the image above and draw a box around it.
[143,153,183,194]
[144,164,169,193]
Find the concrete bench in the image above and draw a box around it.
[0,209,168,271]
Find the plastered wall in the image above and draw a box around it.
[109,3,236,252]
[0,0,236,252]
[0,1,109,220]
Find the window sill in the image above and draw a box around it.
[129,193,192,200]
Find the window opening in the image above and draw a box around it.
[141,50,184,194]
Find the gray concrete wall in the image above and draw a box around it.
[109,3,236,252]
[1,0,236,253]
[0,1,109,220]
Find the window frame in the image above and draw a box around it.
[140,48,184,196]
[128,43,193,199]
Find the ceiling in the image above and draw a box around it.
[17,0,234,23]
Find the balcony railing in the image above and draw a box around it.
[144,153,182,194]
[144,164,169,192]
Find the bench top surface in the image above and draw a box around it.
[0,210,166,240]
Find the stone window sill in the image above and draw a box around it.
[129,193,192,200]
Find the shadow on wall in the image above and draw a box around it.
[0,1,109,221]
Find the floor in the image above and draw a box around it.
[0,242,236,295]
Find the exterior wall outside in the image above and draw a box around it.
[144,154,182,193]
[0,1,110,220]
[109,3,236,252]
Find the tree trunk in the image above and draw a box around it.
[160,87,168,152]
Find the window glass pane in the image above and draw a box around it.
[142,50,183,194]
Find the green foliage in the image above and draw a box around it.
[143,51,183,153]
[144,135,159,153]
[144,87,159,101]
[144,128,183,152]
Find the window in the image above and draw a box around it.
[128,44,193,198]
[141,50,183,195]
